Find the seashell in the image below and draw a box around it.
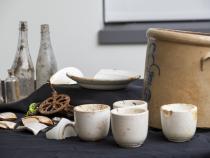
[0,112,17,121]
[94,69,140,80]
[0,123,7,129]
[50,67,83,85]
[22,116,53,126]
[0,121,16,129]
[22,117,39,126]
[28,116,53,126]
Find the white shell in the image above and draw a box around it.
[94,69,140,80]
[0,121,16,129]
[0,112,17,121]
[50,67,83,85]
[24,116,53,126]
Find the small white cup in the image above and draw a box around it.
[111,107,148,148]
[160,103,197,142]
[113,100,148,110]
[74,104,110,141]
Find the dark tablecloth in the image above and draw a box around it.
[1,80,210,158]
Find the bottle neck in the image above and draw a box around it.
[40,31,51,46]
[18,30,29,49]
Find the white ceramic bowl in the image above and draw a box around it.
[74,104,110,141]
[111,107,148,148]
[160,103,197,142]
[113,100,147,110]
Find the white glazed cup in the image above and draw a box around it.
[111,107,149,148]
[160,103,197,142]
[74,104,110,141]
[113,100,147,110]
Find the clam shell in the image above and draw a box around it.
[0,121,16,129]
[22,117,39,126]
[94,69,140,80]
[29,116,53,126]
[0,112,17,121]
[50,67,83,85]
[22,116,53,126]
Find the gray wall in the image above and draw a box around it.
[0,0,146,79]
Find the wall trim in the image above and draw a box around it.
[98,21,210,44]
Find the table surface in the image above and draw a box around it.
[1,80,210,158]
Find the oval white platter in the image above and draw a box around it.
[66,69,140,90]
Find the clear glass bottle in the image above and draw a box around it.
[36,24,57,89]
[11,21,35,99]
[5,69,20,103]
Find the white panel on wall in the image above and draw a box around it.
[105,0,210,23]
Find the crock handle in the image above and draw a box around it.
[200,52,210,71]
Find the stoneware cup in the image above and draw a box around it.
[113,100,148,110]
[74,104,110,141]
[160,103,197,142]
[111,107,149,148]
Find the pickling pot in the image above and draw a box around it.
[144,28,210,128]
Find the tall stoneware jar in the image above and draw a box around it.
[144,28,210,128]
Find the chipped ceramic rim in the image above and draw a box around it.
[111,106,148,117]
[113,100,147,108]
[160,103,197,113]
[74,104,110,113]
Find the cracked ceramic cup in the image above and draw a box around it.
[160,103,197,142]
[113,100,148,110]
[111,107,148,148]
[74,104,110,141]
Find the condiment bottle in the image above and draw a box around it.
[11,21,35,99]
[5,69,20,103]
[36,24,57,89]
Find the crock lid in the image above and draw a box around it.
[147,28,210,46]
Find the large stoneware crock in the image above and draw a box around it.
[144,28,210,128]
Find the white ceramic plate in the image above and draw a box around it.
[66,69,140,90]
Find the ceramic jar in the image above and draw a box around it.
[145,28,210,128]
[111,107,148,148]
[160,103,197,142]
[113,100,147,110]
[74,104,110,141]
